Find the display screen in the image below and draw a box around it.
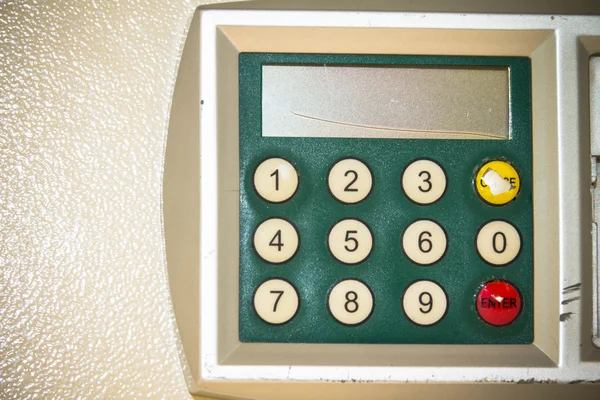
[262,65,509,140]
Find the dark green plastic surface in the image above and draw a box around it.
[238,53,533,344]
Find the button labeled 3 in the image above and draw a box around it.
[402,159,447,205]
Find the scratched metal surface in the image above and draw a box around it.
[0,0,228,398]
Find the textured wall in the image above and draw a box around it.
[0,0,216,398]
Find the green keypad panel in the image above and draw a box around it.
[239,53,533,344]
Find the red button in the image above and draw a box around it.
[476,281,522,326]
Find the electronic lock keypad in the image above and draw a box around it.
[164,4,600,399]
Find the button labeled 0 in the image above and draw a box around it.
[476,220,521,266]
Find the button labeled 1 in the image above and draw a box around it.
[402,159,447,205]
[476,220,521,266]
[402,219,447,266]
[328,158,373,204]
[328,219,373,265]
[253,218,299,264]
[402,280,448,326]
[253,278,300,325]
[328,279,374,326]
[254,157,299,203]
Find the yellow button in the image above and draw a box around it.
[475,160,521,205]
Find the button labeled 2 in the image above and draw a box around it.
[328,158,373,204]
[253,278,300,325]
[253,218,299,264]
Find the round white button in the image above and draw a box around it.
[253,279,300,325]
[476,220,521,266]
[328,158,373,204]
[328,219,374,265]
[328,279,374,326]
[254,158,299,203]
[402,280,448,326]
[402,159,447,205]
[402,219,447,266]
[253,218,299,264]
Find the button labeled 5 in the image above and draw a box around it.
[328,219,374,265]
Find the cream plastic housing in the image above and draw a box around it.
[164,7,600,399]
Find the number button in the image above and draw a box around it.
[253,278,300,325]
[402,280,448,326]
[253,218,299,264]
[328,219,374,265]
[254,157,299,203]
[402,159,447,205]
[328,279,374,326]
[327,158,373,204]
[402,219,447,266]
[476,220,521,266]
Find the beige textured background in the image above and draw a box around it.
[3,1,600,399]
[0,0,216,398]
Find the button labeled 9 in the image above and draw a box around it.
[402,280,448,326]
